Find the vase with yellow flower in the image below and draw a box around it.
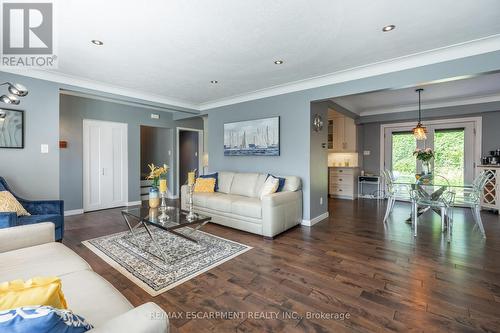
[146,163,169,208]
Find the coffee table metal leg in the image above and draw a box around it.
[122,212,142,246]
[142,222,169,262]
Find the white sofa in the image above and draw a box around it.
[181,172,302,238]
[0,222,168,333]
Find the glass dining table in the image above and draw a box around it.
[392,176,471,222]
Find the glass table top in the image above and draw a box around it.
[122,205,210,231]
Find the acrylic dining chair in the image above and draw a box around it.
[382,169,412,223]
[410,174,456,242]
[453,171,490,238]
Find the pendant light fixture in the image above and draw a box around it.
[413,88,427,140]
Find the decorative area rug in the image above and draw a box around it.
[82,227,251,296]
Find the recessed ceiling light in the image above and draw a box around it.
[91,40,104,45]
[274,60,284,65]
[382,25,396,32]
[210,80,218,84]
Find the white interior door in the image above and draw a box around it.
[83,120,128,212]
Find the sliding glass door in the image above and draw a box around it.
[384,120,477,185]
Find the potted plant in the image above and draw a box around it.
[146,163,169,208]
[413,148,434,175]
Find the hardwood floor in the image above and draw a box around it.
[64,199,500,332]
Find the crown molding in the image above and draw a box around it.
[359,92,500,117]
[59,89,200,114]
[199,34,500,110]
[2,34,500,113]
[0,67,199,111]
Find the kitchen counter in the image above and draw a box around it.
[328,166,359,168]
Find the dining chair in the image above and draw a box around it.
[410,174,455,242]
[382,169,412,223]
[454,171,490,238]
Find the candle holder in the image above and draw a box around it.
[186,184,197,221]
[159,191,169,220]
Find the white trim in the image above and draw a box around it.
[359,92,500,117]
[199,35,500,110]
[64,209,84,216]
[0,68,198,110]
[176,127,204,195]
[60,89,195,114]
[379,116,482,177]
[126,201,142,206]
[2,35,499,111]
[301,212,329,227]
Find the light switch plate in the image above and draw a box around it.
[41,144,49,153]
[363,150,371,156]
[151,113,160,119]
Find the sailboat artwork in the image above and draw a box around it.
[224,117,280,156]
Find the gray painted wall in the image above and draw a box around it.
[0,72,60,199]
[2,50,500,219]
[358,106,500,175]
[310,102,329,219]
[140,126,173,177]
[206,51,500,220]
[206,93,313,218]
[60,94,203,211]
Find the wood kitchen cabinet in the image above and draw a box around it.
[329,112,357,152]
[329,167,359,200]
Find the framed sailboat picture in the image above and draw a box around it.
[224,116,280,156]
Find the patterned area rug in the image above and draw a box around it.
[82,227,251,296]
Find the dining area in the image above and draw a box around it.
[382,147,492,243]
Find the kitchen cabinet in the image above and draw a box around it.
[329,167,359,200]
[329,113,357,152]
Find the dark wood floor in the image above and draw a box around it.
[64,199,500,332]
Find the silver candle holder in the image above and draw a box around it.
[186,184,197,221]
[159,191,169,220]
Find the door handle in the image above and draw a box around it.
[102,168,105,176]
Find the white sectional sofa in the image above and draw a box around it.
[181,172,302,238]
[0,222,168,333]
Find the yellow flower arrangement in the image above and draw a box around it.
[146,163,169,187]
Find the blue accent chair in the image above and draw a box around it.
[0,177,64,241]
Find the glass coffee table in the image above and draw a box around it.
[121,206,211,262]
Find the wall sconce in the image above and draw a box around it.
[0,82,29,105]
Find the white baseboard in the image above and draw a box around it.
[301,212,329,227]
[64,209,84,216]
[126,201,142,206]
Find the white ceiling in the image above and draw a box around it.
[332,72,500,116]
[3,0,500,110]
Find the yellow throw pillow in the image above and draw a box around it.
[0,191,30,216]
[0,277,68,311]
[194,178,216,193]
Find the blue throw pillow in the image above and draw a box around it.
[200,172,219,191]
[267,174,286,192]
[0,305,93,333]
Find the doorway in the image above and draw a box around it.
[382,117,481,185]
[176,128,204,195]
[140,126,173,199]
[83,119,128,212]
